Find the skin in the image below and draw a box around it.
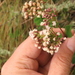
[1,29,75,75]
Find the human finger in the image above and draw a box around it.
[48,34,75,75]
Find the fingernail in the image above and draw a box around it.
[67,34,75,52]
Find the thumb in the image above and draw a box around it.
[48,35,75,75]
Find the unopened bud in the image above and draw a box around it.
[24,12,28,15]
[33,7,36,12]
[24,5,29,9]
[33,2,36,6]
[38,11,42,15]
[33,11,36,15]
[37,2,40,7]
[37,7,41,10]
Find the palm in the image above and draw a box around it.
[19,50,52,75]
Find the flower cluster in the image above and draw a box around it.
[29,26,66,55]
[22,0,67,55]
[40,8,57,26]
[22,0,44,19]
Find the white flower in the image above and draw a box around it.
[29,1,33,6]
[24,15,28,19]
[50,46,54,49]
[42,29,47,34]
[34,38,38,41]
[38,46,41,49]
[35,44,38,47]
[29,31,35,39]
[43,42,47,46]
[40,22,45,26]
[36,41,39,44]
[46,41,49,45]
[57,32,60,36]
[24,2,28,6]
[54,47,56,49]
[42,12,45,17]
[47,50,50,53]
[43,47,49,51]
[49,51,54,55]
[46,31,50,35]
[37,15,41,18]
[44,9,47,11]
[55,47,59,53]
[30,17,33,19]
[38,11,42,15]
[47,38,50,41]
[63,37,67,40]
[33,12,36,15]
[53,37,56,41]
[39,31,43,35]
[29,29,37,39]
[52,21,56,26]
[45,26,50,30]
[43,36,48,41]
[60,42,62,44]
[33,29,37,32]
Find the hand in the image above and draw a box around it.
[1,29,75,75]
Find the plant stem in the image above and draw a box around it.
[59,28,66,36]
[21,18,33,25]
[0,0,5,7]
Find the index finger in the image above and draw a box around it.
[12,37,42,59]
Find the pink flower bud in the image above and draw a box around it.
[33,2,36,6]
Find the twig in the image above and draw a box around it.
[0,0,5,7]
[56,0,65,5]
[57,20,66,37]
[59,28,66,36]
[70,64,75,75]
[21,18,33,25]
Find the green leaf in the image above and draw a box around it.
[58,33,63,38]
[65,25,72,37]
[63,8,68,12]
[72,53,75,64]
[43,0,48,2]
[37,26,44,31]
[34,17,43,26]
[49,21,52,27]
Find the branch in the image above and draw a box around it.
[0,0,5,7]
